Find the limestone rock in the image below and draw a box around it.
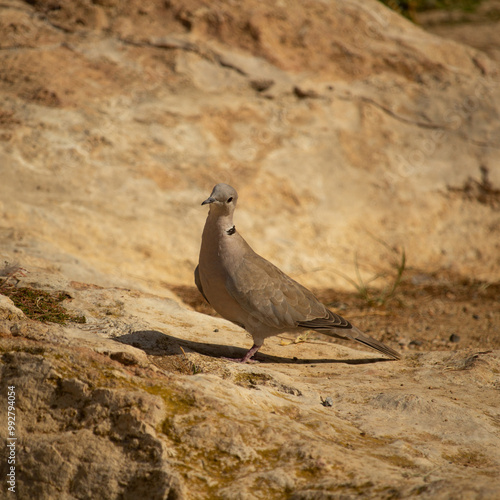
[0,295,25,322]
[0,1,499,498]
[0,0,498,291]
[1,267,499,498]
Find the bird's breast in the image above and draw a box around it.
[198,232,247,325]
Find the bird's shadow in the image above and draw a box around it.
[113,330,394,365]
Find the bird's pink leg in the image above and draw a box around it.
[223,344,261,363]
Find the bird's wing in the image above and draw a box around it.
[225,249,342,329]
[220,237,401,359]
[296,309,351,330]
[194,264,210,304]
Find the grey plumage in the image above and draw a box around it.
[196,183,401,363]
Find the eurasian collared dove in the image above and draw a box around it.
[195,183,401,363]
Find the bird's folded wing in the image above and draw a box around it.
[225,252,332,329]
[296,309,352,330]
[194,265,210,304]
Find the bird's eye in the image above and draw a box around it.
[227,197,233,203]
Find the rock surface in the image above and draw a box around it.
[0,0,499,291]
[1,0,500,498]
[1,267,499,499]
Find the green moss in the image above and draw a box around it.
[374,454,417,469]
[256,447,282,464]
[143,384,196,414]
[297,464,326,479]
[234,372,273,389]
[0,345,46,356]
[443,450,490,468]
[138,383,198,440]
[2,285,86,324]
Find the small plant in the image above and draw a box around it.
[280,331,312,346]
[334,237,406,307]
[378,0,484,21]
[378,0,418,20]
[179,346,203,374]
[4,287,86,324]
[1,261,86,324]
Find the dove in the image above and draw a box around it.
[195,183,401,363]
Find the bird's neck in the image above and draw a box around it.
[201,212,238,262]
[207,212,235,236]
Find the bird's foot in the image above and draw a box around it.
[222,344,261,363]
[221,356,259,364]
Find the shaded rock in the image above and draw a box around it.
[1,268,499,498]
[250,78,274,92]
[110,350,142,366]
[408,339,423,349]
[0,349,185,500]
[293,86,320,99]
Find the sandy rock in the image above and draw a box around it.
[0,1,499,498]
[0,0,499,291]
[0,350,184,500]
[0,295,25,322]
[1,265,499,498]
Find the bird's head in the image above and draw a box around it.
[202,183,238,216]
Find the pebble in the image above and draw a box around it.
[321,396,334,407]
[10,323,25,336]
[449,334,460,343]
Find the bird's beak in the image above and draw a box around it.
[201,196,216,206]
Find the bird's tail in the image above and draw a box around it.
[324,325,401,360]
